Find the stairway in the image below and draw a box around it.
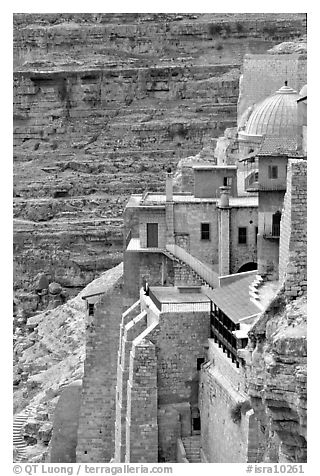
[165,244,219,289]
[182,435,201,463]
[165,251,212,289]
[13,407,33,462]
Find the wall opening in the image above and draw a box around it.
[272,211,281,237]
[237,262,257,273]
[88,303,94,316]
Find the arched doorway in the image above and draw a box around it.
[237,262,257,273]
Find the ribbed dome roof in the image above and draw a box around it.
[299,84,307,97]
[244,84,300,138]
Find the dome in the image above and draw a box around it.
[299,84,307,97]
[244,84,300,139]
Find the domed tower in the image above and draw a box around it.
[238,83,301,156]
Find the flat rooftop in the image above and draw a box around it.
[193,164,237,170]
[149,286,210,304]
[126,193,258,208]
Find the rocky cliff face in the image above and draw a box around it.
[13,13,306,303]
[246,292,307,462]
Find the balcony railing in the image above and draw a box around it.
[245,170,259,192]
[263,223,280,239]
[210,311,244,367]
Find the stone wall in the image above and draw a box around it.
[154,310,210,406]
[76,278,123,463]
[230,206,258,273]
[139,209,166,249]
[279,159,307,298]
[173,202,219,267]
[199,340,265,462]
[125,338,158,463]
[115,307,148,462]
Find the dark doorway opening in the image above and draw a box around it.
[272,211,281,237]
[237,262,257,273]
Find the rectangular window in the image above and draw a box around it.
[255,226,259,244]
[223,176,232,186]
[238,227,247,244]
[268,165,278,179]
[201,223,210,240]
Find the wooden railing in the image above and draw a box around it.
[210,311,242,367]
[166,244,219,288]
[263,223,280,238]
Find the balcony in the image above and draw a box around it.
[244,170,259,192]
[258,182,287,191]
[210,311,243,367]
[262,223,280,239]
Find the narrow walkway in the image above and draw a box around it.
[182,435,201,463]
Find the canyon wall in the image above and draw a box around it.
[13,13,306,306]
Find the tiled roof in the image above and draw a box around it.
[205,274,260,323]
[257,137,303,156]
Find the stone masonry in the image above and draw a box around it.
[76,279,123,462]
[125,338,158,462]
[279,159,307,298]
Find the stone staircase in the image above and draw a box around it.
[182,435,201,463]
[167,251,213,290]
[13,406,34,462]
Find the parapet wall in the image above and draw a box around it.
[279,159,307,298]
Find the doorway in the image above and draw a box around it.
[147,223,159,248]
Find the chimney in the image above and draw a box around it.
[218,186,231,276]
[166,168,173,202]
[219,186,231,208]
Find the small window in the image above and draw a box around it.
[201,223,210,240]
[238,227,247,244]
[255,227,259,244]
[223,176,232,186]
[197,357,205,370]
[88,303,94,316]
[268,165,278,179]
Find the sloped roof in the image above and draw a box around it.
[257,137,304,157]
[205,274,260,323]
